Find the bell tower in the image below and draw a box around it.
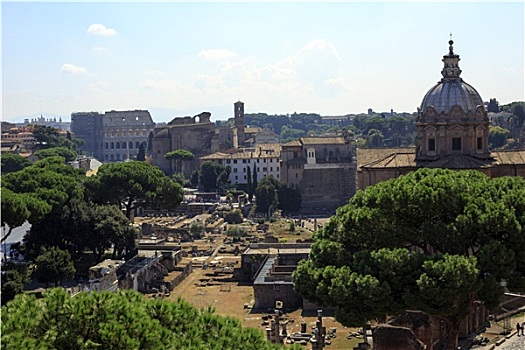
[234,101,245,147]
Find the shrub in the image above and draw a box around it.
[224,209,243,224]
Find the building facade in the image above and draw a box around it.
[199,143,282,185]
[357,40,525,189]
[71,110,155,162]
[281,133,356,211]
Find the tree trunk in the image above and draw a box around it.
[441,316,461,350]
[1,226,13,244]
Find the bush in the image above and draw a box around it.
[289,221,295,231]
[190,221,205,239]
[224,209,243,224]
[226,226,248,238]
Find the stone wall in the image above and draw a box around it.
[253,282,303,311]
[373,325,425,350]
[300,164,356,210]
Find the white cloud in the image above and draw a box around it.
[61,64,88,74]
[133,40,349,114]
[198,49,237,60]
[92,46,106,52]
[87,23,118,36]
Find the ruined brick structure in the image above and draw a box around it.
[151,101,249,176]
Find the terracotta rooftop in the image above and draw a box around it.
[357,147,415,169]
[282,140,302,147]
[492,150,525,165]
[358,148,525,170]
[200,143,281,160]
[300,137,346,145]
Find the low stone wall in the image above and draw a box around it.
[164,261,193,291]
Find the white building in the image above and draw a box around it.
[200,143,281,185]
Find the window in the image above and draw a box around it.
[242,159,246,163]
[136,142,140,149]
[277,167,279,171]
[264,159,267,163]
[452,137,461,151]
[270,167,273,171]
[105,142,108,149]
[244,175,247,180]
[122,142,127,149]
[111,142,114,149]
[116,142,120,149]
[235,176,238,180]
[129,142,133,149]
[226,160,231,164]
[477,137,482,150]
[428,138,435,152]
[233,160,237,164]
[263,167,267,172]
[233,168,238,173]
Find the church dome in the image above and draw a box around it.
[420,40,483,114]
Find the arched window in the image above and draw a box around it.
[116,142,120,149]
[105,142,108,149]
[136,141,140,149]
[129,141,133,149]
[110,154,115,161]
[122,142,127,149]
[110,142,114,149]
[116,154,121,161]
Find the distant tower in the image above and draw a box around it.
[234,101,245,147]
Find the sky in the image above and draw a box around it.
[2,1,524,123]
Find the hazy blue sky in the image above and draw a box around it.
[2,1,524,122]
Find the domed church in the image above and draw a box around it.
[357,39,525,189]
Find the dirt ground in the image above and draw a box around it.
[166,251,361,349]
